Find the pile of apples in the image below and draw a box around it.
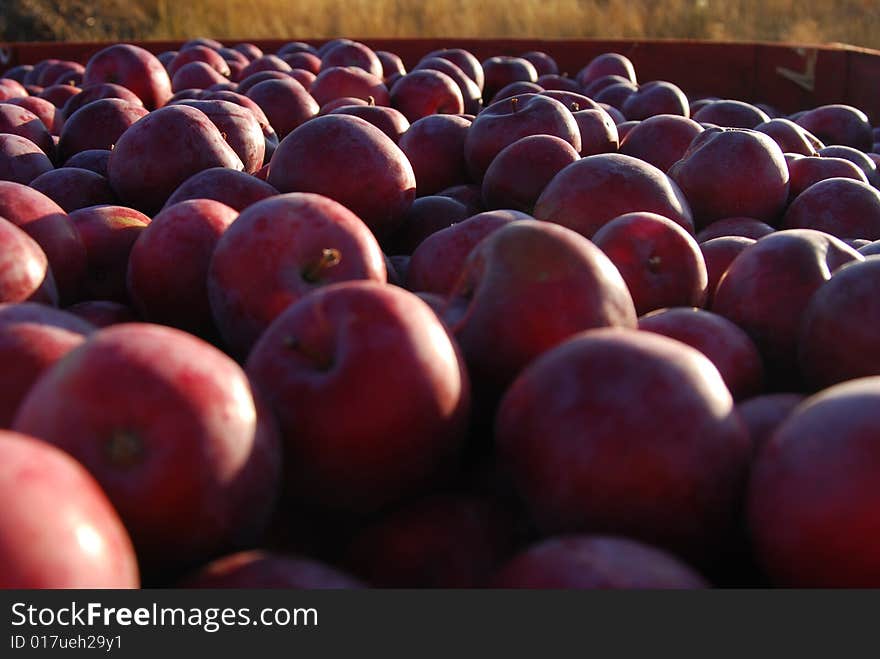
[1,36,880,589]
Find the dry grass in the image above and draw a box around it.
[2,0,880,50]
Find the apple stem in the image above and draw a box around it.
[647,255,662,273]
[368,95,376,106]
[570,102,580,112]
[511,97,519,113]
[302,248,342,282]
[105,430,144,468]
[282,336,334,371]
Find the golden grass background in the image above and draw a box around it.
[2,0,879,50]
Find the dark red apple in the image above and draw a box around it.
[207,192,387,357]
[782,177,880,240]
[0,103,55,160]
[736,392,804,453]
[128,199,237,337]
[491,81,544,104]
[492,535,708,589]
[390,70,464,123]
[13,323,282,572]
[619,114,704,172]
[639,307,764,400]
[172,98,267,173]
[309,66,389,108]
[398,114,471,196]
[171,61,229,92]
[520,51,558,77]
[794,104,873,151]
[592,212,708,315]
[425,48,484,91]
[0,302,93,427]
[571,107,618,156]
[414,57,483,115]
[30,167,116,212]
[57,98,148,164]
[749,377,880,586]
[481,56,538,102]
[786,155,869,201]
[345,495,516,588]
[182,550,363,588]
[167,45,231,79]
[321,41,383,79]
[496,328,750,562]
[0,430,139,588]
[0,216,57,306]
[696,217,775,242]
[3,96,65,136]
[668,128,789,229]
[817,145,879,186]
[62,82,143,119]
[390,195,470,254]
[692,100,770,128]
[245,77,318,140]
[534,153,693,238]
[82,43,172,110]
[481,134,580,212]
[66,300,138,328]
[64,149,111,176]
[282,52,321,75]
[406,209,531,295]
[699,236,756,307]
[445,220,638,395]
[798,258,880,388]
[711,229,862,381]
[69,204,151,303]
[464,93,581,181]
[39,84,82,110]
[267,114,416,241]
[576,53,637,88]
[329,103,410,143]
[622,81,689,120]
[0,182,84,304]
[245,281,470,513]
[239,55,293,80]
[0,133,53,184]
[754,118,819,156]
[107,104,244,214]
[164,167,278,211]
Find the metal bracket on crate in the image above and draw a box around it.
[776,47,818,92]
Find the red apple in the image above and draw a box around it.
[622,80,689,120]
[69,204,151,303]
[309,66,389,108]
[345,495,516,587]
[172,98,266,173]
[576,53,637,88]
[62,82,143,119]
[817,145,879,186]
[464,93,581,181]
[107,104,244,214]
[329,103,410,143]
[619,114,704,172]
[711,229,862,381]
[64,149,111,176]
[57,98,148,164]
[445,220,637,395]
[496,327,750,562]
[592,212,708,315]
[491,81,544,104]
[391,195,470,254]
[83,43,172,110]
[207,192,387,358]
[128,199,237,337]
[239,55,293,80]
[639,307,764,400]
[668,128,789,229]
[406,209,531,295]
[798,258,880,388]
[0,302,93,426]
[492,535,707,589]
[3,96,65,136]
[534,153,693,238]
[30,167,116,212]
[245,77,318,140]
[164,167,278,211]
[181,550,363,588]
[414,57,483,115]
[786,155,869,201]
[699,236,756,307]
[0,133,53,184]
[754,118,819,156]
[481,56,538,102]
[245,281,470,513]
[376,51,406,81]
[481,134,580,212]
[398,114,471,196]
[39,84,82,110]
[390,70,464,123]
[795,104,873,151]
[782,177,880,240]
[0,182,84,303]
[321,41,383,78]
[13,323,282,572]
[736,392,804,453]
[571,107,619,156]
[267,114,416,241]
[0,103,55,160]
[692,100,770,128]
[749,377,880,585]
[66,300,138,328]
[167,45,231,79]
[425,48,484,91]
[0,430,139,588]
[696,217,775,242]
